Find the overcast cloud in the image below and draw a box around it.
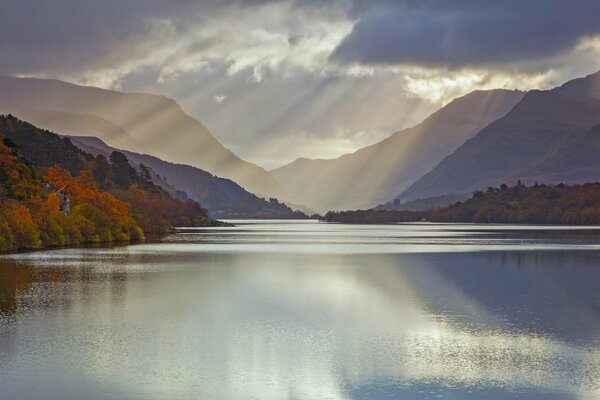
[333,0,600,67]
[1,0,599,168]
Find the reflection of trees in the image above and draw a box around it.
[0,261,36,317]
[0,256,130,317]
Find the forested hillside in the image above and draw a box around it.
[69,136,309,219]
[0,115,214,252]
[324,182,600,225]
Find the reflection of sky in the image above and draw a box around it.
[1,222,600,399]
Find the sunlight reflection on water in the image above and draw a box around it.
[0,221,599,399]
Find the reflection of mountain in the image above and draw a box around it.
[0,75,283,198]
[400,251,600,342]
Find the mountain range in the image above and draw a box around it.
[0,75,282,198]
[273,70,600,212]
[271,89,524,212]
[399,70,600,201]
[2,69,600,217]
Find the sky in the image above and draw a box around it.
[1,0,600,169]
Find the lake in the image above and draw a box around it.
[1,220,599,400]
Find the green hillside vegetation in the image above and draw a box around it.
[0,115,215,252]
[324,182,600,225]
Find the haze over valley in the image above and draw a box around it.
[3,70,600,216]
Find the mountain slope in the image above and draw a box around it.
[271,89,523,212]
[0,75,283,198]
[399,89,600,201]
[68,136,308,219]
[555,69,600,100]
[514,122,600,184]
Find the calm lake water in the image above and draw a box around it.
[1,220,600,400]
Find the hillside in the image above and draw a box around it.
[324,182,600,225]
[555,69,600,100]
[0,75,283,198]
[271,89,523,212]
[399,89,600,201]
[68,136,309,219]
[513,122,600,184]
[0,115,216,252]
[375,193,469,212]
[0,124,143,251]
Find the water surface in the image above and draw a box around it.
[1,221,599,399]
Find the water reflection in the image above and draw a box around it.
[0,221,599,399]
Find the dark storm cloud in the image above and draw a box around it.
[1,0,598,170]
[3,0,596,76]
[332,0,600,67]
[0,0,279,75]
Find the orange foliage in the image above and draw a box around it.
[44,165,143,244]
[1,124,210,252]
[0,155,144,251]
[119,184,208,233]
[1,202,42,250]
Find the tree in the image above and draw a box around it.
[109,151,139,189]
[93,154,110,185]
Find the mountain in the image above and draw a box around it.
[0,75,283,198]
[68,136,309,219]
[514,122,600,184]
[555,69,600,100]
[271,89,523,212]
[400,72,600,201]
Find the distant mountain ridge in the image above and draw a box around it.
[0,75,283,198]
[68,136,308,219]
[272,89,523,212]
[555,69,600,100]
[399,70,600,201]
[4,69,600,216]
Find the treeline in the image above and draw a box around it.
[375,193,469,212]
[0,115,215,252]
[324,182,600,225]
[217,197,311,219]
